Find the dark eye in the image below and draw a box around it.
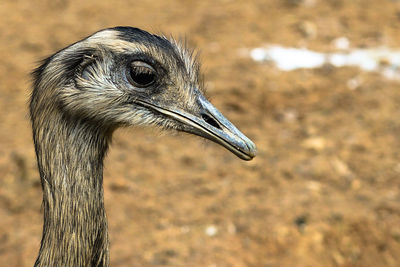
[128,61,156,88]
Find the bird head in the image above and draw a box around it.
[32,27,256,160]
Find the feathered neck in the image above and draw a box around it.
[31,98,111,266]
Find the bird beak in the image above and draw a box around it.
[193,95,257,160]
[136,95,257,160]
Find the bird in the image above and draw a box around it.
[30,26,256,266]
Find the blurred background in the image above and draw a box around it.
[1,0,400,266]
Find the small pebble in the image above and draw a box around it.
[333,37,350,50]
[205,225,218,236]
[298,21,317,39]
[331,157,352,177]
[347,77,361,90]
[302,137,327,151]
[227,223,237,235]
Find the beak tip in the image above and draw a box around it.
[246,148,257,161]
[246,139,257,160]
[237,140,257,161]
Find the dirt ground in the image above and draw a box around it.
[1,0,400,266]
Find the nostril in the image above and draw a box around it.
[201,114,221,129]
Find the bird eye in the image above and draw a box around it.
[128,61,156,88]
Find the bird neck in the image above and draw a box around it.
[32,112,111,267]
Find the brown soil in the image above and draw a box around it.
[1,0,400,266]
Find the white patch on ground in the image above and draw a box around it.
[250,44,400,80]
